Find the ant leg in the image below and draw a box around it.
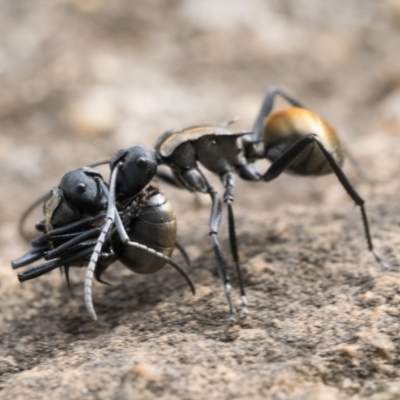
[18,246,96,282]
[63,247,114,288]
[45,227,102,259]
[263,134,389,269]
[18,259,62,282]
[175,242,191,271]
[155,170,182,188]
[218,116,240,128]
[156,169,204,209]
[236,163,262,182]
[113,210,195,296]
[84,163,121,320]
[32,214,104,247]
[208,186,237,324]
[18,191,52,241]
[95,252,116,286]
[252,87,305,142]
[88,160,111,168]
[12,245,50,269]
[48,240,98,262]
[221,172,249,317]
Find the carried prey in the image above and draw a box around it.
[12,146,195,319]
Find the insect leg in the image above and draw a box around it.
[18,259,62,281]
[88,160,111,168]
[252,86,305,142]
[45,226,102,259]
[18,246,95,282]
[18,191,52,241]
[32,214,104,247]
[221,172,249,317]
[84,163,121,320]
[113,210,195,295]
[155,170,182,188]
[156,169,204,209]
[263,133,389,269]
[218,116,240,128]
[12,245,51,269]
[174,241,191,271]
[208,186,237,324]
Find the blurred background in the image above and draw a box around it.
[1,1,400,397]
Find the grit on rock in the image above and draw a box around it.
[0,1,400,399]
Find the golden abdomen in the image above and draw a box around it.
[262,108,344,175]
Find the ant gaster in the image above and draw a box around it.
[245,86,388,268]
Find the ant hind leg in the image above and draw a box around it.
[262,133,390,269]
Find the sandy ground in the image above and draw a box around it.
[1,1,400,399]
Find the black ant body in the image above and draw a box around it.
[13,87,389,323]
[154,121,259,322]
[154,87,389,322]
[12,146,195,320]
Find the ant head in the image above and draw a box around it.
[111,146,157,200]
[59,167,107,213]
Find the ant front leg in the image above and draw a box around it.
[263,133,390,270]
[221,171,249,318]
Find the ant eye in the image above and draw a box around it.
[136,157,147,168]
[76,183,87,194]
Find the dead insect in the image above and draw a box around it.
[12,146,195,320]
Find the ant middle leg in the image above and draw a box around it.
[221,171,249,317]
[208,186,237,324]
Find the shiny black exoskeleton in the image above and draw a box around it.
[155,121,259,322]
[14,87,389,324]
[12,146,195,320]
[154,87,389,322]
